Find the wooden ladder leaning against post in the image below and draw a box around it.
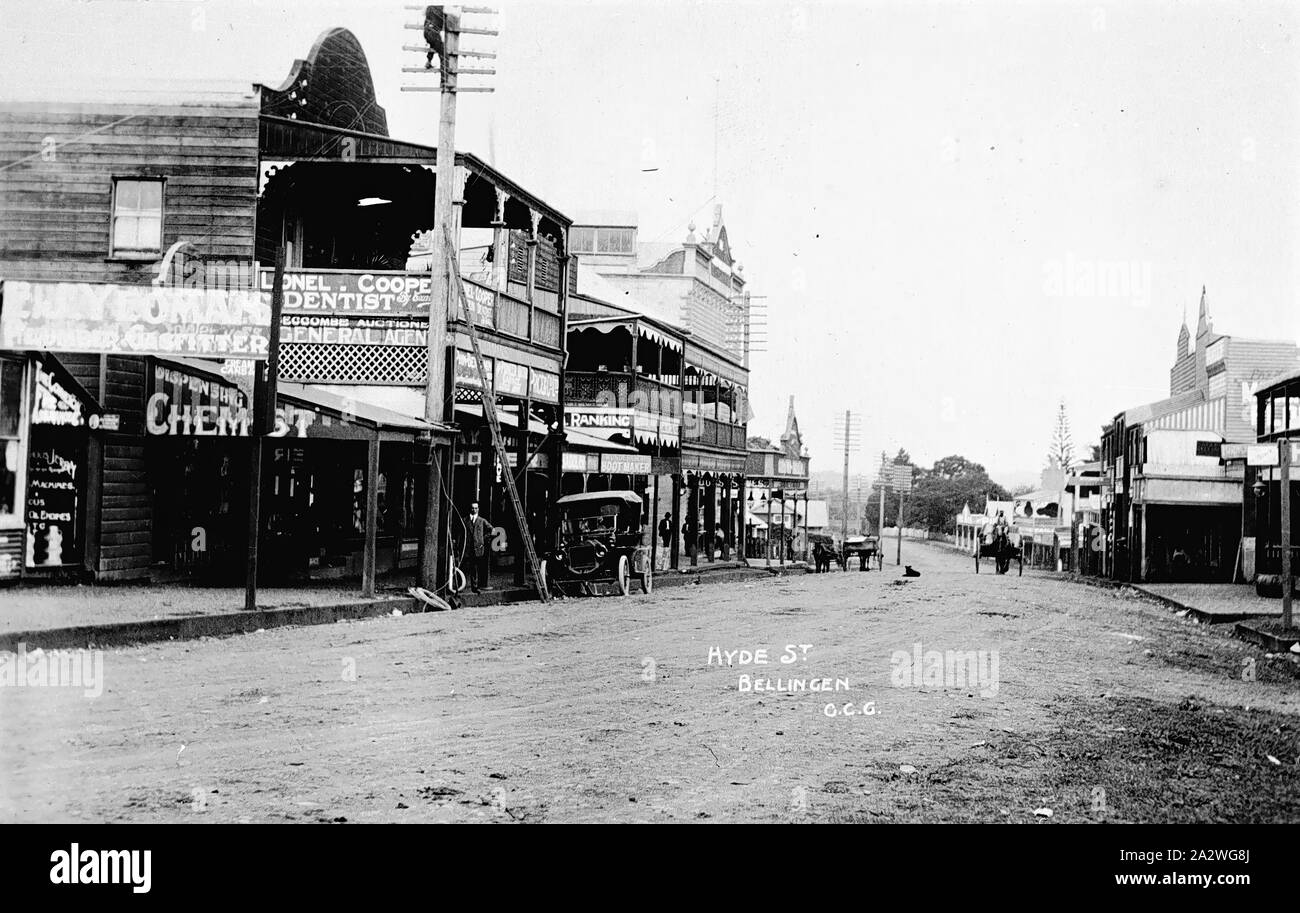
[443,226,551,603]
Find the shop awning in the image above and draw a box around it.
[455,402,550,437]
[149,356,452,443]
[278,381,451,441]
[565,427,641,454]
[454,401,640,455]
[570,315,684,353]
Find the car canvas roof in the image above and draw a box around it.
[556,491,643,507]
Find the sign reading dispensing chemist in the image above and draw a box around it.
[147,363,313,438]
[0,280,271,358]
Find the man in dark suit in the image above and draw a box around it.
[658,512,673,548]
[463,501,493,593]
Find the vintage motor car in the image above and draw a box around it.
[541,491,652,596]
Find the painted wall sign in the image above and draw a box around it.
[147,363,310,437]
[31,362,85,427]
[565,408,633,431]
[279,314,427,347]
[601,454,652,475]
[454,349,493,391]
[145,392,313,438]
[461,279,496,328]
[260,269,431,316]
[25,432,85,568]
[496,360,529,397]
[529,368,560,405]
[0,280,271,358]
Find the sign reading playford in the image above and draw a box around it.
[0,280,271,358]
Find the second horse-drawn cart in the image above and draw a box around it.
[974,527,1023,575]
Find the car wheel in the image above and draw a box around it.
[617,555,630,597]
[537,559,548,594]
[641,565,653,595]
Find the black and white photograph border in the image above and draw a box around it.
[0,0,1295,870]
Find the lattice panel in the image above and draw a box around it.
[278,343,427,385]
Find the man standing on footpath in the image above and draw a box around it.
[462,501,494,594]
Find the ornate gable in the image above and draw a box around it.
[258,28,389,136]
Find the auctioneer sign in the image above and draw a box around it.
[0,280,271,359]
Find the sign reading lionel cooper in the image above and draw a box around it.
[0,280,272,358]
[258,268,432,315]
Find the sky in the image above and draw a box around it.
[2,0,1298,488]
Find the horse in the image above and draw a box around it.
[975,527,1023,576]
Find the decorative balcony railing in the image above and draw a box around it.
[564,371,680,410]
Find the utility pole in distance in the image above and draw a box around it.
[892,458,913,565]
[832,410,861,560]
[875,451,888,540]
[403,5,497,591]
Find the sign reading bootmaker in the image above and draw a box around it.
[0,280,271,358]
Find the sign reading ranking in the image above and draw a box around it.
[0,280,271,358]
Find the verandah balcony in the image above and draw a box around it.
[564,370,681,412]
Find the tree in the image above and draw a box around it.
[1049,399,1074,468]
[876,453,1011,534]
[1087,443,1101,463]
[930,455,985,481]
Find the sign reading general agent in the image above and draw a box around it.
[0,280,271,358]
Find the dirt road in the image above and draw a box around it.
[2,543,1297,823]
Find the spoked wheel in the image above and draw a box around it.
[640,564,653,594]
[617,555,631,597]
[537,559,548,595]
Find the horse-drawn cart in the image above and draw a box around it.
[844,534,883,571]
[974,528,1023,575]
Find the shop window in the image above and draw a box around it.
[110,178,164,257]
[1289,396,1300,432]
[0,359,23,519]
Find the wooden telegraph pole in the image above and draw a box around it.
[404,5,497,592]
[876,451,887,542]
[246,245,285,612]
[1282,437,1293,628]
[833,411,860,564]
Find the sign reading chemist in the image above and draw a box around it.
[146,364,312,437]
